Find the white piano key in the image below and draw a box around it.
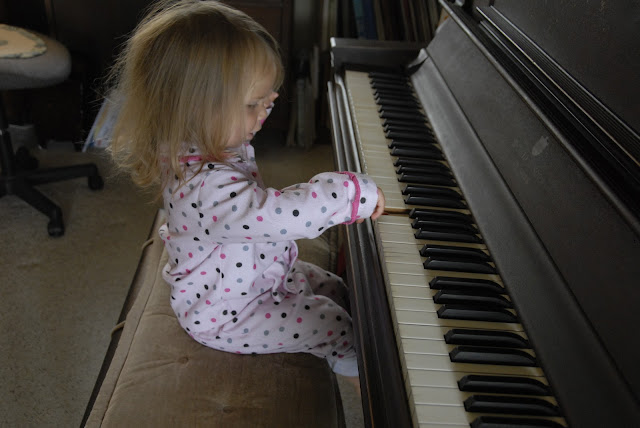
[405,368,548,390]
[402,352,544,377]
[395,309,523,332]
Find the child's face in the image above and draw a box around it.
[227,70,276,148]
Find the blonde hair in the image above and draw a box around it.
[106,0,284,192]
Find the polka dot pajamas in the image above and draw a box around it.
[159,143,378,376]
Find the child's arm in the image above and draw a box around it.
[172,165,380,244]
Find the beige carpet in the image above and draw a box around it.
[0,132,364,428]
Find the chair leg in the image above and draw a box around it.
[11,177,65,236]
[27,163,104,190]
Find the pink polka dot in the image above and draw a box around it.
[327,331,334,336]
[224,288,230,292]
[212,216,218,222]
[180,290,186,293]
[245,237,252,240]
[297,317,302,323]
[182,225,188,231]
[211,318,216,322]
[275,191,281,197]
[256,216,263,222]
[312,192,317,198]
[231,176,237,181]
[265,313,271,319]
[274,256,278,261]
[166,236,171,240]
[188,253,193,258]
[180,192,184,198]
[200,271,207,275]
[206,300,211,305]
[343,341,349,346]
[184,312,188,317]
[252,172,257,177]
[253,264,257,269]
[300,279,306,283]
[343,181,349,187]
[201,182,205,187]
[220,253,226,259]
[338,354,344,359]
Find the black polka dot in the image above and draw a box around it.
[236,263,242,268]
[281,313,287,318]
[331,192,337,198]
[292,210,299,217]
[243,225,250,230]
[293,333,299,339]
[191,203,197,208]
[230,192,237,198]
[360,197,366,203]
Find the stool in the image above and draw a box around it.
[0,25,103,237]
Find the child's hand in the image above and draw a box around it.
[356,187,385,223]
[371,187,385,220]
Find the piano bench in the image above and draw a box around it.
[82,210,346,427]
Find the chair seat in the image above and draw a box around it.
[0,27,71,90]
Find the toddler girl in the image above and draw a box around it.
[107,0,384,381]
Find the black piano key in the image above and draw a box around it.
[395,157,447,169]
[369,71,408,81]
[399,172,457,187]
[384,123,431,134]
[415,222,478,235]
[449,346,536,366]
[397,164,453,176]
[464,395,561,416]
[378,105,422,115]
[374,90,417,101]
[438,304,518,323]
[434,290,510,307]
[430,276,505,294]
[471,416,566,428]
[410,208,473,224]
[370,81,413,92]
[415,229,482,243]
[383,118,428,128]
[386,130,437,142]
[388,139,438,150]
[376,97,421,109]
[391,146,444,160]
[434,289,508,306]
[419,243,486,259]
[403,185,461,199]
[445,329,528,348]
[458,375,551,395]
[426,259,497,274]
[380,110,426,122]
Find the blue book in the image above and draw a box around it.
[362,0,378,39]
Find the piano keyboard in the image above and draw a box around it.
[344,70,568,428]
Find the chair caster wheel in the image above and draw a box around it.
[89,175,104,190]
[48,221,64,237]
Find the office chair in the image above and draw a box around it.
[0,24,103,237]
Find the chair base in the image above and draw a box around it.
[1,161,104,237]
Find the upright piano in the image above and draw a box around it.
[327,1,640,427]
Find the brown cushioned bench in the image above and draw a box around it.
[82,210,346,427]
